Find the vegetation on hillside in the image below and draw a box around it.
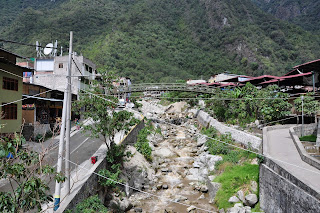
[252,0,320,32]
[1,0,320,82]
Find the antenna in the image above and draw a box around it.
[53,40,58,56]
[43,43,54,56]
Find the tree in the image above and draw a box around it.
[73,70,139,149]
[0,133,62,212]
[294,94,320,117]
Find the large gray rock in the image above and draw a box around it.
[153,147,175,158]
[228,206,240,213]
[245,194,258,207]
[207,180,221,202]
[244,206,251,213]
[229,196,240,203]
[236,190,245,203]
[197,135,207,147]
[186,168,208,181]
[250,181,258,193]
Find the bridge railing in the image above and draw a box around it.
[113,83,215,94]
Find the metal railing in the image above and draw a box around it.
[113,83,215,94]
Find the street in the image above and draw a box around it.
[0,129,104,198]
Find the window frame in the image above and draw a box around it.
[1,103,18,120]
[3,77,18,91]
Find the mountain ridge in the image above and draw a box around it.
[0,0,320,82]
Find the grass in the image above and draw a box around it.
[200,126,261,210]
[214,163,259,209]
[299,134,317,142]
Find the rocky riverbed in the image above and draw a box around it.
[117,101,219,212]
[110,100,259,213]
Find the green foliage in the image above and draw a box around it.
[73,71,138,148]
[98,144,125,189]
[294,94,320,116]
[75,195,108,213]
[0,134,60,212]
[214,163,259,209]
[299,135,317,142]
[135,120,153,161]
[2,0,320,82]
[206,83,292,125]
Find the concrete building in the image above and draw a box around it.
[33,55,96,95]
[0,48,31,134]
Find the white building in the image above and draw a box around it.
[33,55,96,95]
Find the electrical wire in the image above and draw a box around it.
[0,89,55,107]
[72,57,83,76]
[0,38,60,49]
[159,119,320,177]
[63,157,215,213]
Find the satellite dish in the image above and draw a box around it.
[43,43,54,55]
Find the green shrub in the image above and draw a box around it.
[75,195,108,213]
[299,135,317,142]
[135,121,153,161]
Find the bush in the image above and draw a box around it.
[135,121,153,161]
[75,195,108,213]
[299,135,317,142]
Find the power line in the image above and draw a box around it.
[0,38,60,49]
[0,89,55,107]
[72,57,83,76]
[63,157,215,213]
[160,119,320,177]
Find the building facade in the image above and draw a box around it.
[0,48,30,134]
[33,55,96,95]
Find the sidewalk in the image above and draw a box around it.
[266,128,320,193]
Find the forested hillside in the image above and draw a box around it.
[1,0,320,82]
[252,0,320,32]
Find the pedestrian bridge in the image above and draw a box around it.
[114,83,215,94]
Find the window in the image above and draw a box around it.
[2,103,17,119]
[59,63,64,68]
[3,77,18,91]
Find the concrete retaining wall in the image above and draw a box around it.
[290,126,320,170]
[260,163,320,213]
[61,119,145,212]
[195,110,262,152]
[260,125,320,213]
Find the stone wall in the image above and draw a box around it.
[195,110,262,152]
[293,123,317,137]
[62,119,145,212]
[260,163,320,213]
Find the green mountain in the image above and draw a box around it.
[252,0,320,32]
[1,0,320,83]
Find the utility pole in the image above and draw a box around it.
[65,31,73,195]
[54,31,73,211]
[301,96,304,137]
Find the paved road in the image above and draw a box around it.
[0,128,104,196]
[266,128,320,193]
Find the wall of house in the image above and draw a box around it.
[33,55,96,95]
[0,63,23,134]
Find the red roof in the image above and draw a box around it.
[260,72,312,85]
[293,59,320,69]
